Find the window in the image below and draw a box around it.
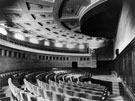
[22,53,26,59]
[56,57,59,60]
[60,57,62,60]
[39,55,42,60]
[0,49,2,55]
[53,56,55,60]
[18,53,21,58]
[43,56,45,60]
[4,50,7,56]
[80,57,82,61]
[87,57,90,61]
[50,56,52,60]
[63,57,65,61]
[46,56,48,60]
[9,51,12,57]
[14,52,17,58]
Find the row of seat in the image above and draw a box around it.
[7,68,128,101]
[0,70,31,101]
[17,70,107,101]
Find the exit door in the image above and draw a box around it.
[72,62,78,69]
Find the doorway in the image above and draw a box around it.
[72,62,78,69]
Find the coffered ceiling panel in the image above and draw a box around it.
[26,2,53,12]
[61,2,81,17]
[0,0,114,51]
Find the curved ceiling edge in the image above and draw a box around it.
[78,0,108,21]
[0,39,91,56]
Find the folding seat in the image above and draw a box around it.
[38,88,45,98]
[52,92,64,101]
[43,90,52,101]
[86,93,102,100]
[37,79,41,87]
[51,86,56,92]
[0,93,6,98]
[41,82,46,89]
[79,88,86,93]
[63,89,73,96]
[73,92,87,99]
[55,87,63,93]
[54,82,59,87]
[27,93,37,101]
[59,84,64,88]
[72,87,80,92]
[15,89,22,100]
[0,97,10,101]
[24,79,33,93]
[63,94,79,101]
[20,91,29,101]
[0,89,4,93]
[36,97,44,101]
[32,85,39,96]
[79,97,100,101]
[66,83,72,87]
[65,86,72,90]
[45,83,51,90]
[85,90,103,95]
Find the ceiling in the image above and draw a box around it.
[80,0,123,38]
[0,0,121,50]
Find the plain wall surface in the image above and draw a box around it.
[114,0,135,57]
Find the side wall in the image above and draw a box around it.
[114,0,135,57]
[115,38,135,98]
[0,45,96,73]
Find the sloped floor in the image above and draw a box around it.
[92,75,131,101]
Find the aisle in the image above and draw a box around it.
[92,75,131,101]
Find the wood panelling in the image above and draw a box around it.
[115,37,135,96]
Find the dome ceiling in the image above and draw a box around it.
[0,0,112,50]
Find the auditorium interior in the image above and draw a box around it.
[0,0,135,101]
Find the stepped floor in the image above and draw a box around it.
[1,75,132,101]
[92,75,131,101]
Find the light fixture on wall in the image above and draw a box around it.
[66,43,74,49]
[55,41,63,47]
[14,33,25,41]
[0,26,7,35]
[44,40,50,46]
[78,44,85,49]
[29,37,39,44]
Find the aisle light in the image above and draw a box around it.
[55,42,63,47]
[0,27,7,35]
[29,37,39,44]
[14,33,25,41]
